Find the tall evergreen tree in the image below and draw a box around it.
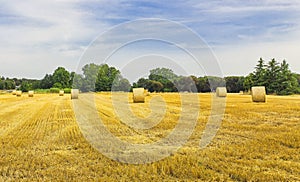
[265,58,281,93]
[277,60,299,95]
[253,58,267,86]
[244,58,299,95]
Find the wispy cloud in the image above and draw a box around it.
[0,0,300,78]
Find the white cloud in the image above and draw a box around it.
[0,1,103,46]
[0,0,300,79]
[215,39,300,76]
[0,0,109,78]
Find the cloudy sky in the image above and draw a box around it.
[1,0,300,80]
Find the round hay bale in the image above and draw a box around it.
[71,89,79,99]
[12,90,17,95]
[216,87,227,97]
[59,90,64,96]
[133,88,145,103]
[28,90,34,97]
[16,91,22,97]
[251,86,266,102]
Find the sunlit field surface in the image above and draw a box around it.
[0,93,299,181]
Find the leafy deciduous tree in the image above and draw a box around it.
[149,68,178,92]
[82,63,101,91]
[40,74,53,89]
[52,67,70,88]
[225,76,245,93]
[175,76,197,92]
[95,64,120,91]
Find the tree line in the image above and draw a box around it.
[131,58,300,95]
[244,58,300,95]
[1,58,300,95]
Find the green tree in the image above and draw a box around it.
[4,79,15,90]
[294,74,300,85]
[190,75,200,92]
[69,71,75,87]
[40,74,53,89]
[252,58,267,86]
[53,82,63,89]
[20,81,32,92]
[136,78,150,88]
[82,63,101,91]
[225,76,245,93]
[265,58,281,93]
[72,74,88,91]
[32,80,41,90]
[237,76,245,91]
[148,68,178,92]
[147,80,163,92]
[135,78,164,92]
[0,80,3,90]
[52,67,70,88]
[95,64,120,91]
[0,77,16,90]
[277,60,299,95]
[294,74,300,94]
[176,76,197,92]
[112,75,131,92]
[206,76,225,91]
[149,68,178,81]
[243,73,254,92]
[12,78,21,87]
[245,58,299,95]
[198,77,211,92]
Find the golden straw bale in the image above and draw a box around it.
[251,86,266,102]
[16,91,22,97]
[133,88,145,103]
[71,89,79,99]
[28,90,34,97]
[59,90,64,96]
[216,87,227,97]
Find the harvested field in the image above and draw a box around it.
[0,93,299,181]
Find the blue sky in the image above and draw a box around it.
[1,0,300,80]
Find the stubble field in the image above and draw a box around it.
[0,92,299,181]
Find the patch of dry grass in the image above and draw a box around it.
[0,93,299,181]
